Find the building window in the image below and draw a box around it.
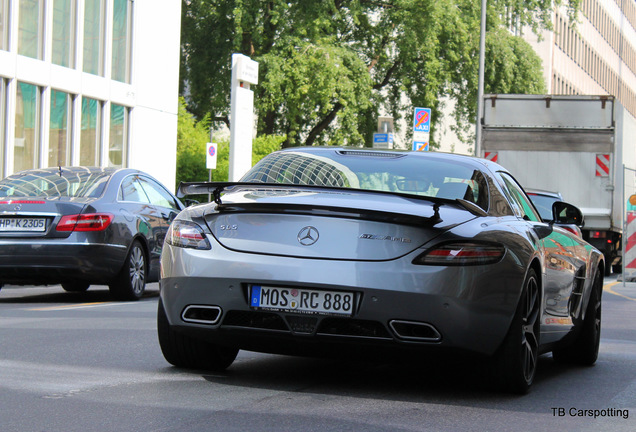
[1,0,9,51]
[14,82,41,172]
[0,78,5,177]
[108,103,127,167]
[18,0,44,59]
[80,97,101,165]
[49,89,73,167]
[52,0,76,68]
[83,0,105,76]
[111,0,131,83]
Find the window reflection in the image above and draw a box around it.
[14,82,40,172]
[80,97,101,166]
[18,0,44,59]
[49,89,73,167]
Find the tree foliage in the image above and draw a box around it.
[181,0,575,149]
[176,98,284,189]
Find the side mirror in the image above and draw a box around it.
[552,201,585,227]
[183,198,200,207]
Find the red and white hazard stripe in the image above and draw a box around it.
[484,152,498,163]
[625,212,636,271]
[596,154,610,177]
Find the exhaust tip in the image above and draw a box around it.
[389,320,442,342]
[182,305,222,325]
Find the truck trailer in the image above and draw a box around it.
[480,94,636,275]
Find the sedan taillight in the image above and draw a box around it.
[413,242,505,266]
[166,220,211,250]
[56,213,114,232]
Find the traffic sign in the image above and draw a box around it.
[206,142,218,169]
[373,133,394,149]
[412,141,429,151]
[413,107,431,133]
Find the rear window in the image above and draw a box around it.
[0,169,112,198]
[241,151,489,210]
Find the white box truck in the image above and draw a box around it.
[480,94,636,275]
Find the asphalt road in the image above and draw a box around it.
[1,277,635,432]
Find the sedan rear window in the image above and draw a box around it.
[0,169,111,198]
[242,151,489,210]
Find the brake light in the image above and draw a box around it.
[56,213,114,232]
[560,226,583,238]
[590,231,606,239]
[166,220,211,250]
[413,242,505,266]
[0,200,46,204]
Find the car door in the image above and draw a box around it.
[119,175,164,276]
[136,175,182,250]
[497,172,583,341]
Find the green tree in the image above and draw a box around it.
[180,0,574,149]
[176,98,284,190]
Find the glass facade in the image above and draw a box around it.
[109,103,126,167]
[49,89,72,167]
[18,0,44,59]
[1,0,8,51]
[111,0,131,82]
[52,0,75,68]
[14,82,40,172]
[80,97,101,166]
[83,0,104,76]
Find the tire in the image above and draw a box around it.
[612,263,622,274]
[157,299,238,371]
[61,282,90,292]
[491,268,541,394]
[552,271,602,365]
[109,240,146,301]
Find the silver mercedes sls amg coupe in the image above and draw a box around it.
[158,147,604,393]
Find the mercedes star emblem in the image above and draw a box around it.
[297,226,319,246]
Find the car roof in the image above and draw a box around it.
[278,147,507,174]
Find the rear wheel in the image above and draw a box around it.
[157,299,238,370]
[491,268,540,394]
[61,282,90,292]
[109,240,146,300]
[552,271,602,365]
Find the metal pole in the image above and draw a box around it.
[623,164,626,287]
[474,0,487,157]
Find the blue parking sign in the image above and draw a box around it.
[413,108,431,133]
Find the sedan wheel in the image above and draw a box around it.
[157,299,238,370]
[491,268,540,394]
[109,240,146,301]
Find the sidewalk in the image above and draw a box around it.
[606,276,636,301]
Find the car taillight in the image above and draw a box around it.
[56,213,114,232]
[590,231,606,239]
[560,226,583,238]
[166,220,211,250]
[413,242,505,266]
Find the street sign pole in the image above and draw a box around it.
[229,54,258,182]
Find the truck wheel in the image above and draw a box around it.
[157,299,238,371]
[552,271,602,365]
[612,264,622,274]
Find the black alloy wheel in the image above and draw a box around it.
[553,270,602,365]
[492,268,541,394]
[109,240,146,300]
